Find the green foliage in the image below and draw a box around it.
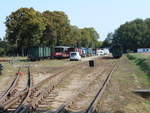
[5,8,46,50]
[42,11,71,46]
[80,28,100,48]
[112,18,150,52]
[102,32,113,48]
[0,39,7,56]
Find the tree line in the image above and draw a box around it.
[102,18,150,52]
[0,8,101,56]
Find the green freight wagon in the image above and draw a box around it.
[111,44,123,58]
[28,47,52,60]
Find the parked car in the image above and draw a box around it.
[103,48,110,55]
[97,49,104,56]
[70,52,81,61]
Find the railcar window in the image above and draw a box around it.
[55,48,64,52]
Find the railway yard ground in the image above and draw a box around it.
[0,54,150,113]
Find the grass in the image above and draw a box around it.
[96,56,150,113]
[127,53,150,81]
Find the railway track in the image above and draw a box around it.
[13,61,90,113]
[0,67,21,105]
[0,66,32,113]
[81,62,118,113]
[0,57,117,113]
[44,62,117,113]
[32,60,116,113]
[35,62,109,112]
[0,61,88,113]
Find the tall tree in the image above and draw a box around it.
[42,11,71,46]
[5,8,46,54]
[112,19,149,52]
[102,32,113,48]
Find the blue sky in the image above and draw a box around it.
[0,0,150,40]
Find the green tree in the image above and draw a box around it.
[102,32,113,48]
[0,38,7,56]
[112,19,149,52]
[80,28,100,48]
[5,8,46,55]
[42,11,71,46]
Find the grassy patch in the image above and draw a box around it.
[144,101,150,105]
[127,53,150,80]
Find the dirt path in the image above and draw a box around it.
[97,56,150,113]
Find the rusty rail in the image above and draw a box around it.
[0,67,21,105]
[0,66,32,113]
[4,62,87,112]
[2,57,107,113]
[13,66,33,113]
[49,62,117,113]
[45,62,114,113]
[82,62,118,113]
[21,62,87,112]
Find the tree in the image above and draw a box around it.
[42,11,71,46]
[0,38,7,56]
[102,32,113,48]
[80,28,100,48]
[112,19,150,52]
[64,26,81,47]
[5,8,46,55]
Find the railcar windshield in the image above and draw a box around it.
[55,48,64,52]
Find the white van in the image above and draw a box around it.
[103,48,110,55]
[97,49,104,56]
[70,52,81,61]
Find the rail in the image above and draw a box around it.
[83,63,118,113]
[0,67,21,104]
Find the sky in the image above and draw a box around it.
[0,0,150,41]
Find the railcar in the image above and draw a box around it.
[52,46,70,59]
[111,44,123,58]
[28,47,52,60]
[68,48,83,56]
[87,48,93,56]
[81,48,88,57]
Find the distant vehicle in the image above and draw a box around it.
[111,44,123,58]
[70,52,81,61]
[103,48,110,55]
[68,48,83,56]
[28,46,52,60]
[92,49,97,56]
[81,48,87,57]
[53,46,70,59]
[137,48,150,53]
[97,49,104,56]
[87,48,93,56]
